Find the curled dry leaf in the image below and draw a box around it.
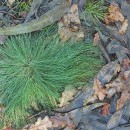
[58,87,77,107]
[93,32,100,46]
[94,78,107,100]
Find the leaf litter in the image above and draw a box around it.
[2,0,130,130]
[105,3,128,34]
[21,1,130,130]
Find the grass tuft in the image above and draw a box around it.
[0,34,103,127]
[83,0,107,25]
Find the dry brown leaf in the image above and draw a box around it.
[29,116,53,130]
[119,19,128,34]
[101,103,110,116]
[93,32,100,46]
[117,91,130,110]
[58,87,77,107]
[105,4,124,24]
[105,3,128,35]
[94,79,107,100]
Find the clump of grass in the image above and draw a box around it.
[0,34,103,127]
[13,0,32,14]
[83,0,107,24]
[18,1,31,12]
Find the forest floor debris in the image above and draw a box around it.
[1,0,130,130]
